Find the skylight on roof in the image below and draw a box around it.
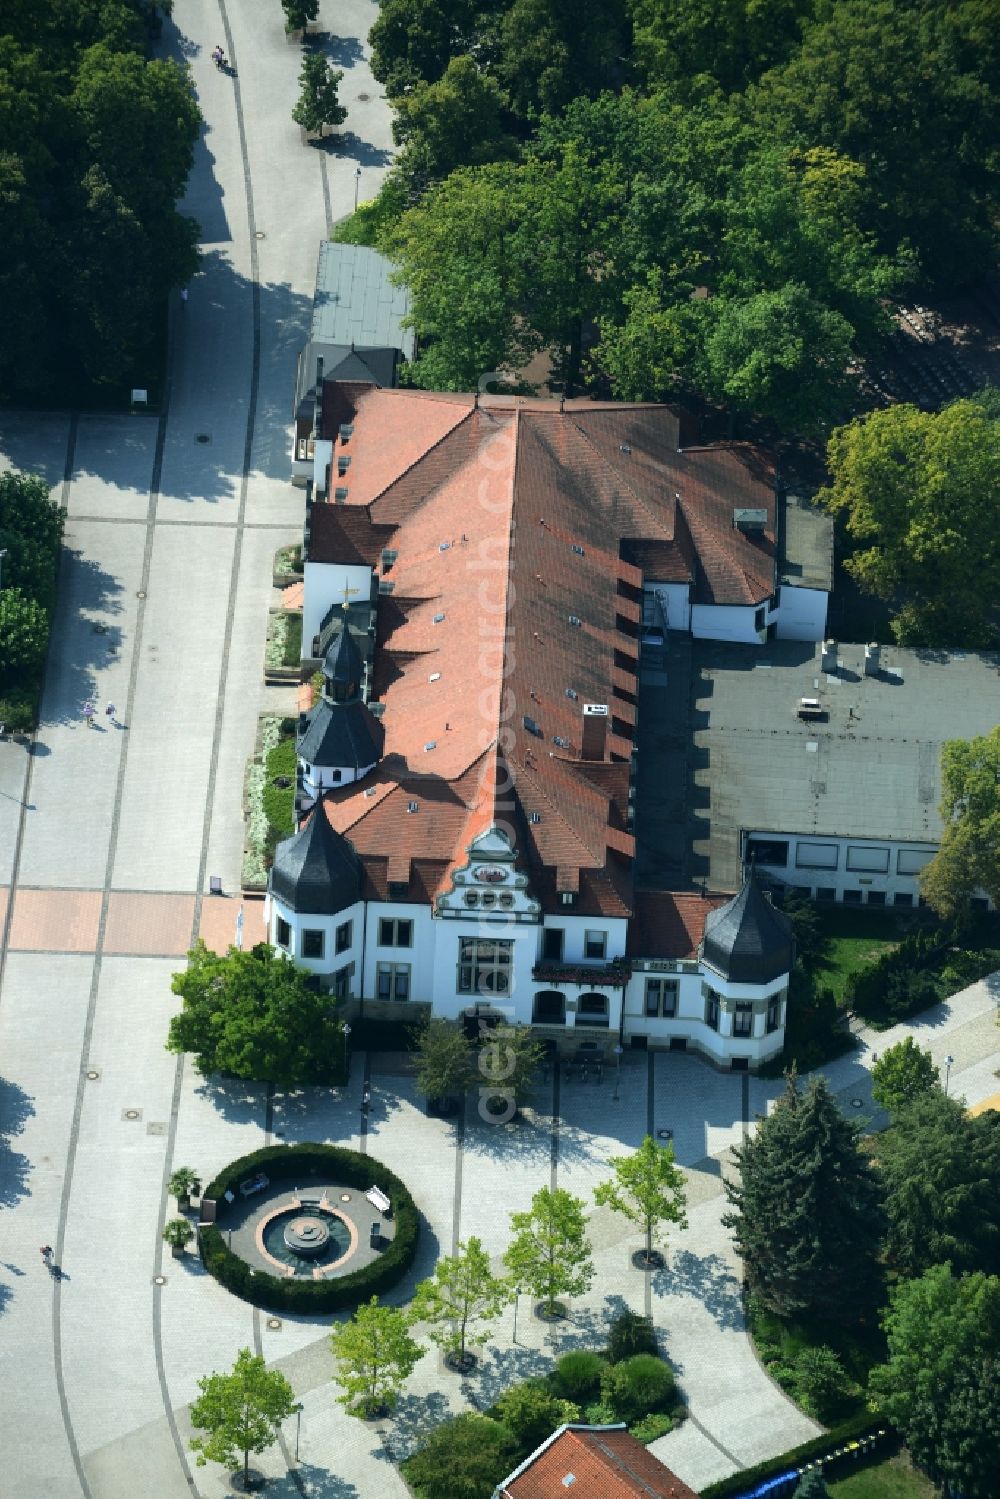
[433,612,445,623]
[619,443,631,454]
[407,801,419,813]
[572,543,585,556]
[553,735,570,748]
[565,687,578,700]
[522,715,542,737]
[439,541,450,552]
[424,741,436,751]
[529,811,541,824]
[568,614,582,627]
[429,671,441,682]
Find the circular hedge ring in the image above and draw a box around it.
[198,1143,420,1314]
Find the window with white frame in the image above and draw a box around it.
[457,938,512,996]
[301,929,325,959]
[333,963,353,1001]
[733,1002,753,1038]
[645,978,678,1017]
[376,962,410,1001]
[704,989,721,1031]
[379,917,413,947]
[584,930,607,960]
[766,993,784,1032]
[336,920,352,954]
[275,916,291,950]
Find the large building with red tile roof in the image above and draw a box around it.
[492,1423,699,1499]
[268,388,804,1070]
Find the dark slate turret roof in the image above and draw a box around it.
[269,801,361,915]
[325,622,363,692]
[298,696,384,773]
[701,867,794,984]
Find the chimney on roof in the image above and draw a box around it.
[864,642,881,676]
[581,703,609,761]
[821,639,838,674]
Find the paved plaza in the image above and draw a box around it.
[1,2,999,1496]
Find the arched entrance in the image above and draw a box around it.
[532,990,566,1025]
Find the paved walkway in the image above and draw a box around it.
[1,3,998,1496]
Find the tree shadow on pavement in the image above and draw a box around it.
[462,1343,552,1410]
[381,1389,452,1461]
[305,33,365,69]
[323,130,392,167]
[653,1249,743,1330]
[0,1076,34,1208]
[266,1469,359,1499]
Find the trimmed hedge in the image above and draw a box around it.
[699,1413,892,1497]
[199,1143,419,1313]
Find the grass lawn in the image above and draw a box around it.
[814,906,911,1004]
[830,1451,937,1498]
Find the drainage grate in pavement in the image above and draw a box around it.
[86,1068,101,1081]
[92,623,108,635]
[266,1318,282,1330]
[195,432,211,444]
[146,1121,167,1136]
[255,231,265,240]
[356,92,370,101]
[122,1108,143,1122]
[153,1275,167,1286]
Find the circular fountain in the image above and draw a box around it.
[283,1215,331,1258]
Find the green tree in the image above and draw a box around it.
[920,727,1000,918]
[869,1265,1000,1498]
[402,1412,518,1499]
[393,55,514,186]
[167,1166,201,1207]
[70,165,155,382]
[630,0,817,95]
[702,284,855,435]
[723,1072,885,1323]
[412,1018,474,1108]
[594,1134,688,1266]
[0,472,64,558]
[292,55,347,135]
[189,1347,296,1488]
[871,1037,940,1116]
[329,1296,423,1416]
[369,0,481,101]
[490,0,629,121]
[163,1217,194,1254]
[477,1023,544,1118]
[282,0,319,29]
[411,1236,509,1365]
[504,1186,593,1316]
[819,399,1000,648]
[0,589,50,678]
[878,1089,1000,1278]
[166,940,346,1086]
[493,1379,579,1448]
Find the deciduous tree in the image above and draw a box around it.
[392,56,514,186]
[189,1347,296,1488]
[411,1236,509,1365]
[878,1089,1000,1278]
[723,1072,884,1323]
[492,1379,579,1448]
[0,590,50,677]
[292,55,347,135]
[871,1037,939,1116]
[920,727,1000,918]
[869,1264,1000,1499]
[594,1134,688,1266]
[166,940,346,1086]
[476,1022,544,1118]
[504,1186,593,1316]
[281,0,319,30]
[412,1018,474,1110]
[402,1413,518,1499]
[329,1297,423,1416]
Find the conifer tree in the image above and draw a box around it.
[723,1072,885,1323]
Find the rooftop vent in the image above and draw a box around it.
[733,507,768,532]
[364,786,377,797]
[429,671,441,682]
[424,741,436,751]
[433,612,445,624]
[439,541,451,552]
[562,1478,576,1490]
[334,486,349,501]
[572,543,585,556]
[529,812,541,824]
[407,801,418,813]
[619,443,631,454]
[565,687,579,701]
[568,614,582,627]
[522,715,543,738]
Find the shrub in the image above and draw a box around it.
[607,1309,658,1364]
[601,1354,674,1424]
[0,685,37,734]
[631,1411,675,1443]
[402,1414,518,1499]
[553,1350,606,1403]
[492,1381,579,1450]
[791,1345,858,1422]
[199,1144,419,1313]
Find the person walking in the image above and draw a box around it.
[105,702,116,720]
[40,1245,53,1263]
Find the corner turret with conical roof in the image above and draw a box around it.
[269,798,362,915]
[700,866,794,984]
[298,612,384,799]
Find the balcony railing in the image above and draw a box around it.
[531,959,630,988]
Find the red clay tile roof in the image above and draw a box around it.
[308,392,776,912]
[628,891,727,959]
[501,1426,698,1499]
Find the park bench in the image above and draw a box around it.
[365,1185,391,1217]
[239,1172,270,1199]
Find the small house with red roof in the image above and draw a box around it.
[492,1423,699,1499]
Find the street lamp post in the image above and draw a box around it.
[613,1044,624,1103]
[353,165,362,213]
[944,1054,954,1096]
[293,1402,303,1463]
[512,1286,521,1345]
